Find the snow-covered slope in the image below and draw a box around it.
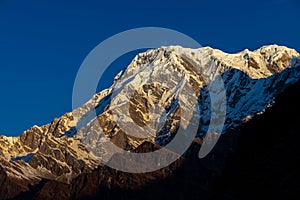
[0,44,300,199]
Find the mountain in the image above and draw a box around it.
[0,45,300,199]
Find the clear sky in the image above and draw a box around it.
[0,0,299,136]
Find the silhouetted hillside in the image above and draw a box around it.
[213,79,300,200]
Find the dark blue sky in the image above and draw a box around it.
[0,0,299,136]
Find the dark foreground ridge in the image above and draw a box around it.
[212,75,300,200]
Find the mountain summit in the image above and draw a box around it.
[0,45,300,199]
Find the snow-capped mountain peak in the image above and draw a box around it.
[0,44,300,199]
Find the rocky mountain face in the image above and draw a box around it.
[16,66,300,200]
[0,45,300,199]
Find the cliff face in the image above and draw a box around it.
[0,45,300,199]
[13,74,300,200]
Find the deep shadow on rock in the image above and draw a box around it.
[212,79,300,200]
